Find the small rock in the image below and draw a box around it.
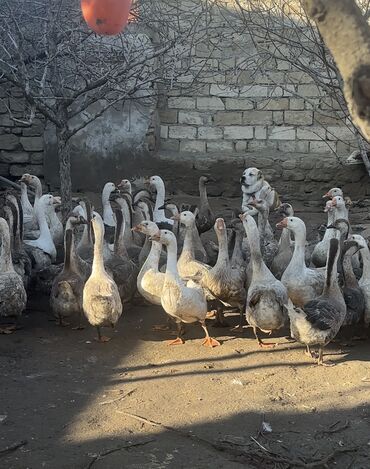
[0,414,7,423]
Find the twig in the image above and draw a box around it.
[0,440,27,457]
[316,420,350,436]
[250,436,270,453]
[84,439,155,469]
[99,388,136,406]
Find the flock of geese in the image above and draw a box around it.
[0,169,369,365]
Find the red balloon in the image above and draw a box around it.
[81,0,132,35]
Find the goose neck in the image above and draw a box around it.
[322,247,340,296]
[199,180,208,206]
[290,225,306,268]
[342,251,358,288]
[142,239,161,272]
[242,217,263,269]
[165,239,181,281]
[92,222,106,275]
[0,220,14,272]
[215,228,229,266]
[360,245,370,282]
[182,223,195,258]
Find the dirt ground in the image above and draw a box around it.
[1,195,370,469]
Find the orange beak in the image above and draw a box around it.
[276,218,288,229]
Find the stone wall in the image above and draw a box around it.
[0,88,45,182]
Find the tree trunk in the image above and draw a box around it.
[57,128,73,217]
[302,0,370,142]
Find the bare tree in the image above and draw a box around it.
[0,0,230,212]
[302,0,370,143]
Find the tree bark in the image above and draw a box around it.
[56,127,73,217]
[302,0,370,142]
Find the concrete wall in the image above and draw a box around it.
[44,99,155,191]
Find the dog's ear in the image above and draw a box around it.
[257,169,263,180]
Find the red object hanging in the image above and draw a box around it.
[81,0,132,35]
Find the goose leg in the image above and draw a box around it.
[95,326,111,343]
[212,305,230,328]
[200,321,220,347]
[152,316,173,332]
[230,308,245,332]
[305,345,317,358]
[317,347,336,366]
[57,315,70,327]
[254,327,278,348]
[166,321,185,345]
[71,311,85,330]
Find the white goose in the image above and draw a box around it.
[24,194,57,264]
[311,200,340,267]
[240,212,289,347]
[83,212,123,342]
[151,229,220,347]
[146,175,174,229]
[278,216,325,307]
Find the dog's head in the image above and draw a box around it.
[240,167,264,193]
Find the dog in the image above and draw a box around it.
[240,167,280,213]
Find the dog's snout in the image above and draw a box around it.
[240,176,246,183]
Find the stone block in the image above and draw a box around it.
[0,115,14,127]
[273,111,284,125]
[178,111,211,125]
[224,126,253,139]
[0,163,9,175]
[268,87,284,97]
[10,164,43,177]
[30,152,44,164]
[168,126,196,139]
[257,98,289,111]
[297,84,323,97]
[300,158,315,170]
[289,98,305,110]
[159,109,178,124]
[268,126,295,140]
[160,138,180,151]
[320,97,342,111]
[296,141,310,153]
[197,97,225,110]
[225,98,254,110]
[309,141,336,153]
[214,112,242,125]
[235,141,247,152]
[0,100,7,113]
[0,134,19,150]
[0,151,29,163]
[278,141,298,153]
[254,126,267,140]
[282,170,306,181]
[228,70,253,86]
[284,110,313,125]
[239,85,268,98]
[210,84,239,97]
[9,98,25,113]
[206,141,233,152]
[314,112,342,126]
[168,97,196,109]
[20,136,43,152]
[198,126,223,139]
[160,125,168,139]
[180,140,206,153]
[243,111,272,125]
[285,71,313,84]
[297,126,326,140]
[195,43,222,58]
[277,60,291,70]
[248,140,278,151]
[282,159,297,169]
[283,85,295,97]
[326,126,356,141]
